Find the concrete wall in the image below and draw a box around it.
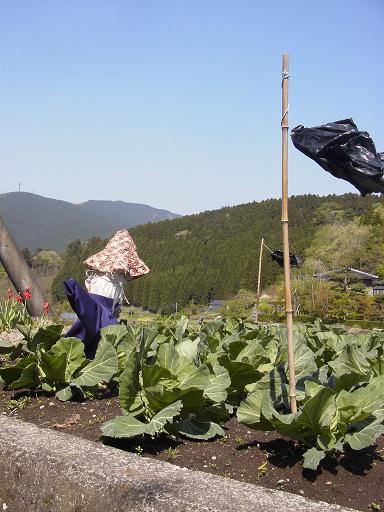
[0,416,357,512]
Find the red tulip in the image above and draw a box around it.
[15,294,23,303]
[6,288,13,299]
[43,302,49,315]
[23,287,32,300]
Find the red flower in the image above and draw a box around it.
[23,287,32,300]
[15,294,23,303]
[43,302,49,315]
[6,288,13,299]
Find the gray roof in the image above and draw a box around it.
[208,300,225,310]
[347,267,379,280]
[314,267,379,281]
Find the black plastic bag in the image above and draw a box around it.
[291,119,384,196]
[271,250,302,268]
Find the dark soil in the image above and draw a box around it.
[1,389,383,512]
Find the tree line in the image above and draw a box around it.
[51,193,384,314]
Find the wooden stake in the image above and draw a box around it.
[281,54,297,413]
[254,238,264,322]
[0,215,50,316]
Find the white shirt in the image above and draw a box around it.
[85,271,124,309]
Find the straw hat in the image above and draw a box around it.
[84,229,150,279]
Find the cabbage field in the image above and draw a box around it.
[1,317,383,471]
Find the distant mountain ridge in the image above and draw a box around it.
[0,192,180,251]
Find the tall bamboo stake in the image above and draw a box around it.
[254,237,264,322]
[281,53,297,413]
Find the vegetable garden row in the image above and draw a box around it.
[0,316,383,470]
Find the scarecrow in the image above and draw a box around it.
[64,229,149,358]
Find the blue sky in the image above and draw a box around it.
[0,1,383,215]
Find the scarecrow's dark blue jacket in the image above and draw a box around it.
[64,278,118,359]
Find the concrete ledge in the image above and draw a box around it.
[0,416,357,512]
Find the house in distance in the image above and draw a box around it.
[314,267,384,296]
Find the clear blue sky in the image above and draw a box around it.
[0,1,382,215]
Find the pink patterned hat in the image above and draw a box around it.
[84,229,150,279]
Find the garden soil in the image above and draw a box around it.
[0,389,383,512]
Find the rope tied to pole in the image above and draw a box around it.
[262,241,273,254]
[281,107,289,127]
[281,71,290,127]
[281,71,290,82]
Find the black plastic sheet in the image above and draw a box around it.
[291,119,384,196]
[271,250,302,268]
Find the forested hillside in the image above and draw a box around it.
[52,193,384,315]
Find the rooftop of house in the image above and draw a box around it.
[208,299,225,310]
[314,267,379,281]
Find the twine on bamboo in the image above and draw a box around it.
[281,72,290,127]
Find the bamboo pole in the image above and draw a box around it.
[281,53,297,413]
[254,238,264,322]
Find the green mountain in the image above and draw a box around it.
[0,192,180,251]
[52,193,384,313]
